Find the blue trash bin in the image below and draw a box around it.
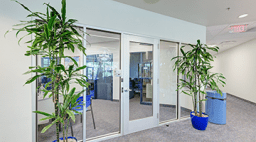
[205,90,226,124]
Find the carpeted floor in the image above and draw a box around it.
[38,95,190,141]
[103,94,256,142]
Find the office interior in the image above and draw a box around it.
[37,28,192,141]
[1,0,256,142]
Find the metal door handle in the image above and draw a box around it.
[124,88,129,92]
[122,87,130,93]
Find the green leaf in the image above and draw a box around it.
[40,115,55,121]
[48,15,57,31]
[219,79,226,85]
[44,24,49,39]
[66,83,70,92]
[46,6,49,20]
[25,75,41,85]
[68,65,74,75]
[180,48,186,56]
[69,87,76,96]
[44,3,62,20]
[66,19,78,25]
[44,81,52,90]
[18,34,29,46]
[72,110,82,115]
[66,109,75,122]
[33,111,51,117]
[61,0,66,24]
[75,65,87,72]
[41,119,57,133]
[59,118,64,124]
[4,29,12,38]
[64,56,78,67]
[70,26,80,37]
[182,90,192,96]
[14,1,47,22]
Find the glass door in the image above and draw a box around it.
[122,34,159,134]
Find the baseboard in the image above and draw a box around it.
[160,104,176,108]
[180,107,192,112]
[112,99,120,102]
[227,93,256,106]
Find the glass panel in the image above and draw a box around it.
[180,43,193,118]
[37,55,56,142]
[159,41,178,122]
[37,27,84,141]
[86,28,121,139]
[129,41,153,121]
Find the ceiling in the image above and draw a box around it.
[113,0,256,26]
[207,21,256,53]
[114,0,256,53]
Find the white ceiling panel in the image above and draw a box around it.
[113,0,256,53]
[114,0,256,26]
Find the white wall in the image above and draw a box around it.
[211,38,256,103]
[0,0,205,141]
[0,16,32,142]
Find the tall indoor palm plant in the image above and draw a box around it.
[172,40,226,118]
[5,0,88,141]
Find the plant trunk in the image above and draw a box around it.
[194,57,197,116]
[198,75,202,117]
[56,58,60,142]
[56,56,61,142]
[63,121,65,142]
[52,79,60,142]
[66,119,69,142]
[55,86,60,142]
[194,92,197,115]
[199,88,202,117]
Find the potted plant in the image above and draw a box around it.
[5,0,88,141]
[172,40,226,130]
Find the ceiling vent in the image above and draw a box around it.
[219,41,236,45]
[144,0,160,4]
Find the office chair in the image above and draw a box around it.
[70,93,96,136]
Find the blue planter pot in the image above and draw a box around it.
[190,111,209,131]
[52,136,77,142]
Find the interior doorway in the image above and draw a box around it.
[122,34,159,134]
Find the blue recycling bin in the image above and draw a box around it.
[205,90,226,124]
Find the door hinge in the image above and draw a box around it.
[122,87,124,93]
[121,78,123,82]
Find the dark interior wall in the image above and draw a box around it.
[130,53,141,79]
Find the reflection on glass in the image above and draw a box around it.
[129,42,153,121]
[86,28,121,139]
[159,41,178,122]
[180,44,193,118]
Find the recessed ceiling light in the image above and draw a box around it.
[238,14,248,18]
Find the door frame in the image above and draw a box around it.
[122,34,159,135]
